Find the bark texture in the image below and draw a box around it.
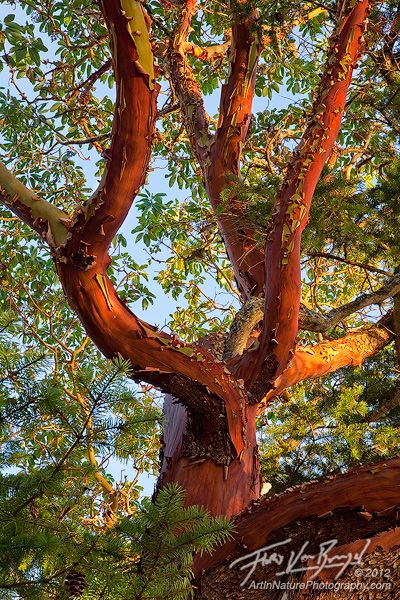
[195,458,400,599]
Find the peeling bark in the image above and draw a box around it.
[205,10,266,300]
[195,458,400,598]
[261,317,393,407]
[169,2,265,300]
[156,396,261,517]
[235,0,371,398]
[2,1,399,588]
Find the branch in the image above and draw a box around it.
[224,272,399,359]
[365,386,400,423]
[0,1,248,463]
[59,133,111,147]
[167,2,265,300]
[167,0,212,165]
[68,0,158,251]
[181,39,231,62]
[69,59,112,99]
[391,294,400,376]
[223,297,264,360]
[261,316,393,406]
[300,272,400,333]
[235,0,371,397]
[206,8,266,300]
[0,163,69,247]
[52,0,247,460]
[195,457,400,580]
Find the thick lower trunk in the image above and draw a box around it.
[156,396,261,517]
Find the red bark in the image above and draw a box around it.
[169,4,266,300]
[157,397,261,517]
[49,0,264,524]
[195,457,400,578]
[261,318,394,407]
[235,0,370,398]
[68,0,157,254]
[55,1,239,443]
[3,1,399,577]
[205,15,266,300]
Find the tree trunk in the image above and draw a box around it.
[3,1,400,597]
[157,395,261,517]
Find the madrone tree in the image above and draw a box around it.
[0,0,400,597]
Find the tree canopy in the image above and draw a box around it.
[0,0,399,598]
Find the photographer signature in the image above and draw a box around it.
[230,537,371,586]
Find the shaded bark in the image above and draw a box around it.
[157,396,261,517]
[195,458,400,598]
[197,541,400,599]
[168,1,265,300]
[205,11,266,300]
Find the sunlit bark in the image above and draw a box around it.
[235,0,371,398]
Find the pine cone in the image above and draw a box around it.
[64,570,85,598]
[29,501,39,519]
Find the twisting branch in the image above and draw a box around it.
[260,315,394,407]
[68,0,158,251]
[167,0,212,165]
[0,0,248,466]
[235,0,371,398]
[206,6,266,300]
[167,1,265,300]
[300,272,400,333]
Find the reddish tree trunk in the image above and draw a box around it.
[157,396,261,517]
